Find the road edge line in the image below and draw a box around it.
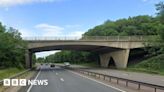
[26,68,41,92]
[66,69,126,92]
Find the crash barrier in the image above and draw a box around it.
[67,68,164,92]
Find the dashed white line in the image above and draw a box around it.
[26,68,41,92]
[66,70,126,92]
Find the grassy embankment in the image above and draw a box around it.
[126,54,164,75]
[0,68,25,80]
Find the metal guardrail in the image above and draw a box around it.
[0,69,31,85]
[23,36,156,41]
[68,68,164,92]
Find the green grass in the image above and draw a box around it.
[0,68,25,80]
[127,54,164,75]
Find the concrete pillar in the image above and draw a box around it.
[100,49,130,69]
[25,50,32,68]
[100,52,111,67]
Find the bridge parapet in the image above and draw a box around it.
[23,36,155,41]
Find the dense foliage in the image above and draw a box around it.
[84,15,160,36]
[44,51,99,64]
[0,23,26,68]
[156,2,164,49]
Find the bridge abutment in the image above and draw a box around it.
[25,50,32,68]
[100,49,130,69]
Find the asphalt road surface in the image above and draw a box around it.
[26,65,124,92]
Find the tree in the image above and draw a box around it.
[145,2,164,56]
[0,22,26,68]
[156,2,164,41]
[83,15,159,37]
[37,57,45,63]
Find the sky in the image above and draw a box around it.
[0,0,163,58]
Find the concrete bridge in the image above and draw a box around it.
[24,36,150,69]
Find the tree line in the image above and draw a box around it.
[37,51,99,64]
[0,23,26,68]
[42,2,164,64]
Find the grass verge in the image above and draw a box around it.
[0,68,25,80]
[127,54,164,75]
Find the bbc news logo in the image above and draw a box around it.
[3,79,48,86]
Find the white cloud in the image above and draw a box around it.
[67,31,84,37]
[0,0,62,7]
[34,23,85,37]
[35,23,64,36]
[19,28,35,37]
[20,23,85,57]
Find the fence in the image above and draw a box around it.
[23,36,156,41]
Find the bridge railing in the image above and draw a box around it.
[23,36,156,41]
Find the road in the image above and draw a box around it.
[26,65,124,92]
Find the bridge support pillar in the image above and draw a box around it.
[25,50,32,68]
[100,49,130,69]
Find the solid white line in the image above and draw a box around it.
[66,70,126,92]
[26,68,41,92]
[60,78,64,82]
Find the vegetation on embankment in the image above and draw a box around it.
[127,54,164,75]
[0,68,25,80]
[0,22,27,68]
[0,22,37,68]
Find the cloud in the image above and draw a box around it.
[0,0,61,7]
[34,23,85,37]
[67,31,85,37]
[19,28,36,37]
[20,23,85,57]
[35,23,64,36]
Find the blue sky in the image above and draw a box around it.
[0,0,163,58]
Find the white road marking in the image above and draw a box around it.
[66,70,126,92]
[60,78,64,82]
[27,68,41,92]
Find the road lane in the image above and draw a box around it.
[28,65,123,92]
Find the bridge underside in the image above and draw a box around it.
[26,45,130,69]
[29,45,121,53]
